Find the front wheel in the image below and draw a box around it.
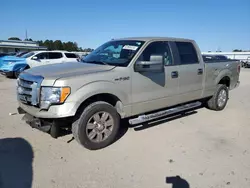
[72,101,120,150]
[206,84,229,111]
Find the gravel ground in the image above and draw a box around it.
[0,69,250,188]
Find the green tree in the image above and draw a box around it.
[43,40,54,50]
[8,37,21,41]
[37,40,44,46]
[233,49,242,52]
[35,39,84,51]
[54,40,63,50]
[83,48,94,52]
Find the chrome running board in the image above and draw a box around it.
[129,101,201,125]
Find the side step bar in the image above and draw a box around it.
[129,101,201,125]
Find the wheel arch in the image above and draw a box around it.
[65,80,131,118]
[218,76,230,87]
[75,93,126,118]
[13,63,30,72]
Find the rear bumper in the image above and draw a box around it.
[233,81,240,89]
[236,81,240,88]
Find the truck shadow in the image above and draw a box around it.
[113,107,202,144]
[0,137,34,188]
[58,107,202,145]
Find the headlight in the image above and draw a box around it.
[8,62,15,65]
[40,87,70,109]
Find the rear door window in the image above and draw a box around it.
[65,53,77,58]
[48,52,63,59]
[36,52,49,59]
[176,42,199,64]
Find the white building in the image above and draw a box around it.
[0,40,47,53]
[202,51,250,62]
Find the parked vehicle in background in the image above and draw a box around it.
[7,52,18,56]
[0,53,9,67]
[16,51,29,57]
[0,53,8,57]
[0,50,79,78]
[242,57,250,68]
[202,54,229,61]
[247,57,250,68]
[214,55,228,60]
[17,37,241,150]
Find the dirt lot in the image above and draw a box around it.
[0,69,250,188]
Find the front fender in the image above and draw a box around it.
[13,63,29,72]
[0,62,28,72]
[65,81,131,117]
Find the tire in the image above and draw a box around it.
[206,84,229,111]
[14,70,20,78]
[5,71,14,78]
[50,122,60,139]
[72,101,120,150]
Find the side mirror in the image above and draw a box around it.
[31,56,38,60]
[135,54,164,72]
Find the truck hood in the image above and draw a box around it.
[25,62,115,79]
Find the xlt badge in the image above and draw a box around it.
[114,76,130,81]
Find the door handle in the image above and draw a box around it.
[197,68,203,75]
[171,71,178,78]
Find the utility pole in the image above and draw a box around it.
[25,29,28,40]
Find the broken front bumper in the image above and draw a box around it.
[18,107,53,133]
[17,106,72,138]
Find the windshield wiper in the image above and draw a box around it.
[83,60,110,66]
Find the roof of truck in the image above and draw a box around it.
[113,37,194,42]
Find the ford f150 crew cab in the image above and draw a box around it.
[17,37,241,150]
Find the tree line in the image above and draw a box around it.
[232,49,250,52]
[8,37,94,52]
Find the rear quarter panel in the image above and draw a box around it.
[203,60,240,97]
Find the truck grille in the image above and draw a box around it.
[17,73,43,106]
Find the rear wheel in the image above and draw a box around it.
[72,101,120,150]
[206,84,229,111]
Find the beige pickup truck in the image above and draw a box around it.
[17,37,241,150]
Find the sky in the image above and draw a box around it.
[1,0,250,51]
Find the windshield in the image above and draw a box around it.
[82,40,145,67]
[21,52,35,58]
[16,51,28,57]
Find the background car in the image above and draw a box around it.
[16,51,29,57]
[0,53,8,58]
[0,50,79,78]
